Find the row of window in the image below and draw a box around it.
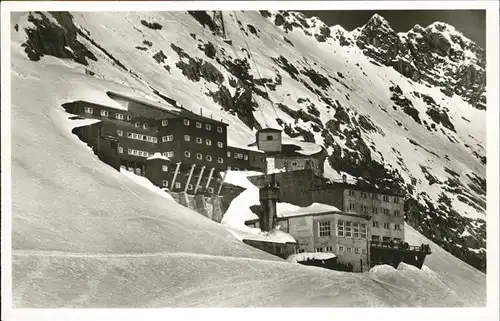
[337,246,367,255]
[299,246,367,255]
[161,180,215,193]
[84,107,224,133]
[347,190,400,203]
[337,221,368,239]
[372,221,402,230]
[182,119,224,133]
[227,151,248,160]
[347,204,402,217]
[85,107,155,129]
[318,221,368,239]
[160,134,225,148]
[158,151,225,164]
[122,148,150,157]
[372,235,402,243]
[119,131,158,143]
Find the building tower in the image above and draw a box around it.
[259,176,280,232]
[255,128,283,174]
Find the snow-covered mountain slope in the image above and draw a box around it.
[9,12,488,307]
[10,9,486,283]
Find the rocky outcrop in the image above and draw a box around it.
[353,16,486,110]
[140,20,163,30]
[21,12,97,65]
[170,43,224,84]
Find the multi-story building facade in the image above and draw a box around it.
[310,179,405,243]
[245,208,371,272]
[63,91,229,195]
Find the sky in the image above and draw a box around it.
[300,10,486,49]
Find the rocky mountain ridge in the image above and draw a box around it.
[265,11,486,110]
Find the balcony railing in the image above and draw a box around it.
[370,240,431,254]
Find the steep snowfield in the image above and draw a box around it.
[9,11,487,307]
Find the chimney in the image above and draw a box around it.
[200,108,203,116]
[259,175,279,232]
[342,174,347,183]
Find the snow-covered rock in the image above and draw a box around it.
[287,252,336,262]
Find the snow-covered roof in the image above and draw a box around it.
[67,116,102,128]
[257,127,282,133]
[246,137,323,156]
[146,152,170,161]
[239,229,297,244]
[278,202,340,218]
[287,252,336,263]
[228,143,265,153]
[107,91,182,113]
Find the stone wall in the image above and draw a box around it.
[242,239,297,260]
[169,191,224,223]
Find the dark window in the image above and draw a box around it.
[318,221,331,237]
[266,135,273,140]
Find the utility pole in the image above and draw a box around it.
[205,167,215,191]
[194,166,206,194]
[217,166,231,195]
[184,164,196,193]
[170,162,182,190]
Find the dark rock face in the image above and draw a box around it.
[206,85,260,130]
[272,55,299,80]
[315,25,331,42]
[152,50,167,64]
[426,108,456,132]
[300,68,330,90]
[353,16,486,110]
[259,10,272,18]
[203,42,217,59]
[283,36,294,47]
[170,43,224,84]
[140,20,163,30]
[405,195,486,272]
[22,12,97,65]
[247,24,258,35]
[389,86,422,124]
[187,11,217,32]
[274,14,286,27]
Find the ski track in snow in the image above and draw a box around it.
[13,249,285,263]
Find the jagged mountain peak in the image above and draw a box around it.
[364,13,393,30]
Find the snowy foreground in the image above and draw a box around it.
[9,21,486,308]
